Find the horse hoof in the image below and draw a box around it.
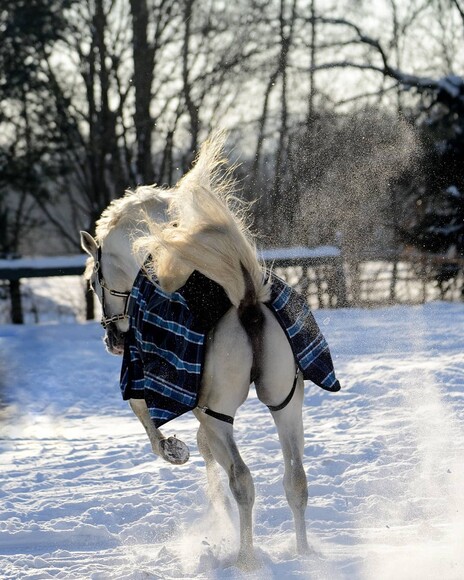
[159,436,190,465]
[236,550,261,571]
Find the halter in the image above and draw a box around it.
[95,246,131,329]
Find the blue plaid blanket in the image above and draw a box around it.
[121,269,340,427]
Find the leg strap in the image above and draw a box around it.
[197,406,234,425]
[267,368,300,412]
[197,367,300,423]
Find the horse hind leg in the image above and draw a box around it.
[195,309,259,569]
[269,373,310,554]
[255,308,310,554]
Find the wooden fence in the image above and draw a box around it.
[0,255,87,323]
[0,248,347,323]
[346,252,464,307]
[1,249,462,323]
[259,246,347,309]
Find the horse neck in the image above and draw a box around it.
[101,192,172,290]
[103,225,140,289]
[124,194,171,280]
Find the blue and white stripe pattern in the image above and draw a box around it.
[120,268,231,427]
[121,269,340,428]
[267,275,341,393]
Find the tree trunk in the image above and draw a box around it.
[272,0,298,231]
[251,68,280,182]
[130,0,155,184]
[307,0,317,126]
[182,0,200,165]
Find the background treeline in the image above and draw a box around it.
[0,0,463,287]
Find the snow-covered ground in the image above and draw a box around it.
[1,302,463,579]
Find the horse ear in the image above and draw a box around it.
[80,231,98,258]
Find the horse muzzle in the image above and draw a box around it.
[104,322,126,356]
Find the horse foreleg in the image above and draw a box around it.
[269,374,310,554]
[195,412,258,569]
[197,309,258,568]
[129,398,189,465]
[197,425,232,515]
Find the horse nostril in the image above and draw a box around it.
[107,322,118,335]
[107,322,126,343]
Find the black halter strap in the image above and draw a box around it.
[95,246,131,328]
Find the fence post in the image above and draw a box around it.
[333,234,348,307]
[85,280,95,320]
[9,279,23,324]
[389,255,398,303]
[334,256,348,307]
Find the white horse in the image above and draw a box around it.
[80,135,311,567]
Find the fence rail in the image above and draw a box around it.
[0,248,346,323]
[1,249,462,324]
[0,255,87,281]
[0,255,88,323]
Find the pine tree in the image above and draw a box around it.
[402,78,464,287]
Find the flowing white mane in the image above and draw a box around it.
[88,132,269,307]
[134,133,270,306]
[94,185,173,244]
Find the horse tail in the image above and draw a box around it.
[237,263,265,380]
[135,132,271,308]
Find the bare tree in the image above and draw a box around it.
[3,0,463,268]
[130,0,180,184]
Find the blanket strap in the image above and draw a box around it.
[197,406,235,425]
[197,368,300,423]
[267,368,300,412]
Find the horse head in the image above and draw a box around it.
[80,185,173,355]
[80,230,134,355]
